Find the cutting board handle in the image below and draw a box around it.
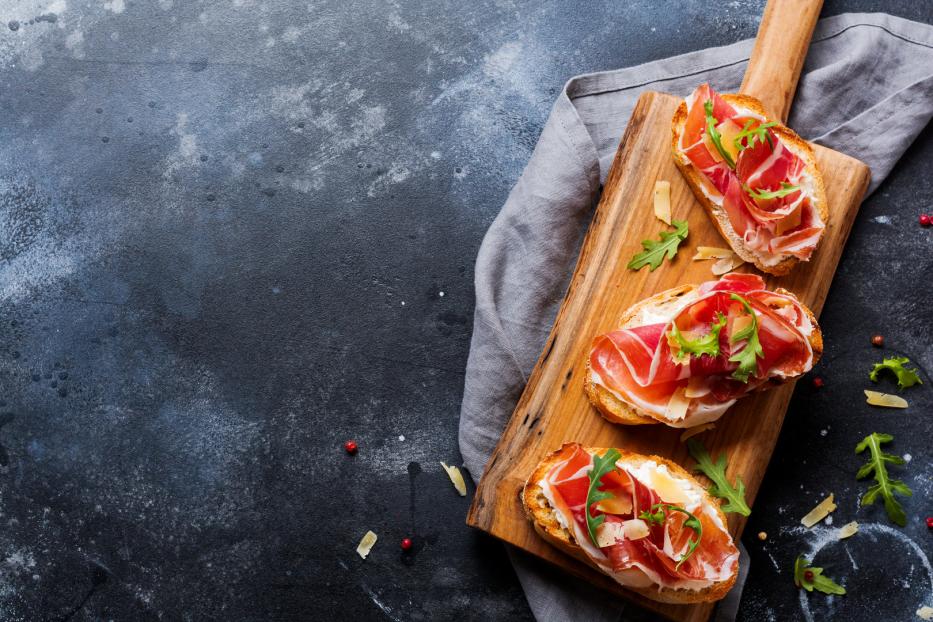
[739,0,823,123]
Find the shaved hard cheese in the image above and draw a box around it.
[654,180,672,225]
[637,466,692,506]
[729,313,754,341]
[864,390,908,409]
[680,423,716,443]
[801,494,837,528]
[595,521,625,547]
[356,530,378,559]
[665,387,690,421]
[440,462,467,496]
[716,118,744,163]
[761,294,792,308]
[703,131,723,164]
[712,254,744,276]
[621,518,650,540]
[684,376,711,399]
[774,204,802,236]
[692,246,734,260]
[837,521,859,539]
[596,494,633,515]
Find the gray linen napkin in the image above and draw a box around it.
[458,12,933,622]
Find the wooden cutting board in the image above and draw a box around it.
[466,1,871,621]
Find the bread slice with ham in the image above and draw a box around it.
[671,83,828,275]
[523,443,740,604]
[585,273,822,428]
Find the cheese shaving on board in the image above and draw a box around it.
[679,423,716,443]
[801,494,836,528]
[864,390,908,408]
[441,462,467,496]
[692,246,734,260]
[712,253,744,276]
[356,530,378,559]
[653,180,672,225]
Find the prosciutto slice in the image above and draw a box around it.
[678,84,824,264]
[590,274,816,426]
[543,445,738,590]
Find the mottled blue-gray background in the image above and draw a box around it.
[0,0,929,620]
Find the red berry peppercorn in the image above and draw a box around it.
[401,537,413,551]
[871,334,884,347]
[926,517,933,529]
[344,440,358,455]
[812,376,824,389]
[921,214,932,227]
[804,570,814,582]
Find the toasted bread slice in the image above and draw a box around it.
[522,443,739,604]
[671,93,828,276]
[585,283,822,426]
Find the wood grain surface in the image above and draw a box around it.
[466,90,870,622]
[740,0,823,121]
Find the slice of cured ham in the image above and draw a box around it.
[677,83,824,266]
[542,445,739,591]
[589,274,817,427]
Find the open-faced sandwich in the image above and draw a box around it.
[524,443,740,603]
[672,83,827,275]
[586,273,821,428]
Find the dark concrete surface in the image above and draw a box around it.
[0,0,929,620]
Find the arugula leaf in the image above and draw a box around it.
[584,449,622,546]
[637,503,703,570]
[704,100,735,169]
[733,120,777,152]
[855,432,912,527]
[746,182,801,200]
[793,556,846,595]
[687,439,751,516]
[627,220,689,272]
[668,312,727,363]
[869,356,923,390]
[639,506,665,525]
[727,294,764,383]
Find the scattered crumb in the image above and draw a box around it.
[438,291,445,297]
[917,605,933,620]
[820,429,827,437]
[904,453,912,463]
[824,516,833,526]
[398,435,405,441]
[400,301,406,306]
[757,531,767,541]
